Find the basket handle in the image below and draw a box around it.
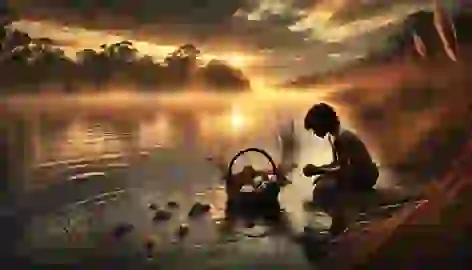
[226,148,277,181]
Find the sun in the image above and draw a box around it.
[217,53,259,69]
[225,54,248,68]
[230,107,245,130]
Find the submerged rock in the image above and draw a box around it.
[153,209,172,222]
[188,202,211,218]
[148,203,158,210]
[144,239,155,258]
[245,220,256,228]
[112,223,134,239]
[176,223,189,239]
[167,201,179,209]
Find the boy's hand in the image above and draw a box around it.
[303,164,323,177]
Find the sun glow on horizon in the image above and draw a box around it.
[11,20,265,70]
[217,53,260,69]
[230,106,246,131]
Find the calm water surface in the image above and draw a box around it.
[2,92,404,267]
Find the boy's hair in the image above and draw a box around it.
[304,103,340,132]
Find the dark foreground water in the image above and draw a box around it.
[1,93,420,268]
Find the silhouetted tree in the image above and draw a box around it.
[133,55,165,90]
[0,30,252,94]
[76,48,111,89]
[199,59,250,91]
[454,11,472,44]
[104,40,138,63]
[3,29,32,52]
[0,25,6,51]
[164,43,201,88]
[0,5,12,52]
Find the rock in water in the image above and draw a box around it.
[167,201,179,209]
[188,202,211,218]
[144,239,155,258]
[245,220,255,228]
[153,209,172,222]
[112,223,134,239]
[177,224,189,239]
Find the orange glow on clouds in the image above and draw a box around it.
[10,19,264,70]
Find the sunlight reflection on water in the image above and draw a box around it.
[4,92,391,265]
[10,91,381,218]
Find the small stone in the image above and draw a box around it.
[223,236,239,243]
[112,223,134,239]
[144,239,155,257]
[145,239,155,249]
[303,226,316,234]
[152,209,172,222]
[167,201,179,209]
[188,202,211,218]
[245,221,255,228]
[177,224,189,239]
[148,203,158,210]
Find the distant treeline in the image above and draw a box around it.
[0,24,251,94]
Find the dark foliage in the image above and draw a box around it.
[0,25,251,94]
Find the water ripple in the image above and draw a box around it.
[67,171,107,182]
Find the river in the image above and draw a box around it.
[1,91,412,267]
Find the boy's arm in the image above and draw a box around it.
[317,163,341,172]
[303,163,340,176]
[317,136,341,172]
[304,138,348,175]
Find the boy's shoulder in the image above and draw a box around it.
[335,129,363,146]
[338,128,358,140]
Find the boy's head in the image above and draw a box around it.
[304,103,340,138]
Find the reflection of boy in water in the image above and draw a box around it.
[302,103,379,236]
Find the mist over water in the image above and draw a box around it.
[0,88,441,266]
[2,91,338,261]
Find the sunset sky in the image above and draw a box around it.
[6,0,466,83]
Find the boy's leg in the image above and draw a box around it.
[312,174,337,202]
[329,210,348,236]
[331,188,375,236]
[328,190,355,236]
[310,174,345,235]
[326,170,361,236]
